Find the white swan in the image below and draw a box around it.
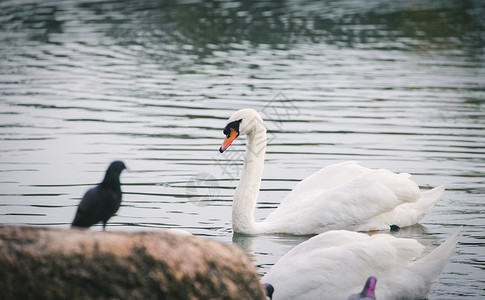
[219,109,444,235]
[261,229,460,300]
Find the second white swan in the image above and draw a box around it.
[261,229,460,299]
[219,109,444,235]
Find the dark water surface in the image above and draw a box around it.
[1,0,484,298]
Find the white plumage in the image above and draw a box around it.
[261,229,460,300]
[219,109,444,235]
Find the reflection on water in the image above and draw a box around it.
[233,233,310,273]
[1,0,484,298]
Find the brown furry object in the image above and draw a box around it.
[0,226,265,300]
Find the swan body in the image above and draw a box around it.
[219,109,444,235]
[261,229,460,300]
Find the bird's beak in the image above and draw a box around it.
[219,128,238,153]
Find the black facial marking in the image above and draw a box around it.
[223,119,242,137]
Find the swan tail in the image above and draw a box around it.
[354,184,446,231]
[399,184,446,226]
[416,184,446,213]
[417,227,461,264]
[405,228,461,295]
[377,229,460,300]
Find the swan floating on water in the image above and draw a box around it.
[219,109,444,235]
[261,229,460,300]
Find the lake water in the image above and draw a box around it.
[1,0,484,298]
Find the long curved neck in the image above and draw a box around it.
[232,126,267,234]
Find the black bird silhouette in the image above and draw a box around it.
[71,160,127,230]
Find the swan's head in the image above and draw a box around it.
[219,109,264,153]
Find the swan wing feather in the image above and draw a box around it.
[263,163,420,234]
[355,184,446,231]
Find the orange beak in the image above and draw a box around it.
[219,128,239,153]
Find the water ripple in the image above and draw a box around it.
[1,0,484,298]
